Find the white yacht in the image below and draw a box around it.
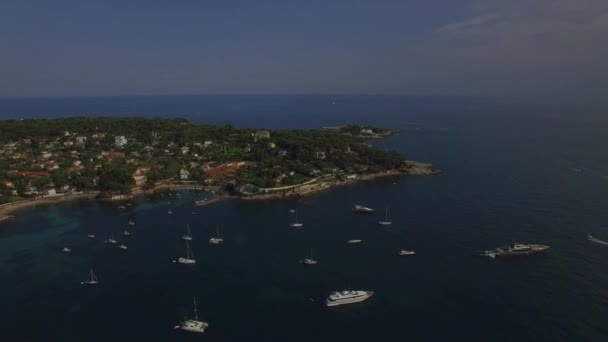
[118,205,126,209]
[325,290,374,307]
[128,221,135,226]
[117,244,128,250]
[399,250,415,256]
[303,248,318,265]
[290,209,303,227]
[62,247,71,253]
[289,209,295,213]
[347,239,362,244]
[175,240,196,264]
[168,210,173,214]
[123,231,131,236]
[81,268,99,285]
[174,297,208,333]
[378,208,392,226]
[182,224,193,241]
[107,233,117,244]
[87,234,95,238]
[209,225,223,245]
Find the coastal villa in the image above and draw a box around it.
[40,151,53,159]
[315,151,326,159]
[114,135,127,147]
[361,128,374,134]
[179,168,190,180]
[132,174,147,187]
[254,130,270,141]
[181,146,190,155]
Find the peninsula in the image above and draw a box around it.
[0,117,437,220]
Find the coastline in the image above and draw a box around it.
[0,161,438,223]
[0,192,99,224]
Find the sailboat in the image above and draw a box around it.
[81,268,99,285]
[107,233,117,244]
[209,225,223,245]
[290,209,303,227]
[175,240,196,264]
[174,296,208,333]
[303,248,318,265]
[87,234,95,238]
[182,224,193,241]
[378,208,392,226]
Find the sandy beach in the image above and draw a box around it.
[0,192,99,223]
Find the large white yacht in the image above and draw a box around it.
[325,290,374,307]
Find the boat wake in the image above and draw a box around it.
[587,235,608,246]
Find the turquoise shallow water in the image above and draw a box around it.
[1,96,608,340]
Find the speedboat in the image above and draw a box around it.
[347,239,362,244]
[399,250,415,256]
[353,205,374,213]
[117,244,128,250]
[325,290,374,307]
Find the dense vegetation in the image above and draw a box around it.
[0,117,406,200]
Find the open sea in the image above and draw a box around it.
[0,95,607,341]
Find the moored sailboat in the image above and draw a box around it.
[81,268,99,285]
[174,296,208,333]
[378,208,392,226]
[175,240,196,264]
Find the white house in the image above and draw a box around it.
[114,136,127,147]
[180,168,191,180]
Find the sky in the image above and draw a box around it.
[0,0,607,98]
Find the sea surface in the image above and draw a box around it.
[1,95,607,341]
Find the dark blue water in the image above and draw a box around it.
[1,96,607,341]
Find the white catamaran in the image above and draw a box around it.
[81,268,99,285]
[290,209,303,227]
[174,297,208,333]
[182,224,193,241]
[175,240,196,264]
[378,208,392,226]
[209,225,223,245]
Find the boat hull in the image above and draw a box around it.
[325,292,374,307]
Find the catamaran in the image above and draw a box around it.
[209,225,223,245]
[303,248,318,265]
[174,297,208,333]
[182,224,193,241]
[378,208,392,226]
[175,240,196,264]
[290,209,303,227]
[81,268,99,285]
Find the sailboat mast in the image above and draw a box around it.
[193,296,199,320]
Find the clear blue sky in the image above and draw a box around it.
[1,0,607,97]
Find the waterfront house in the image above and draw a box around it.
[114,136,127,147]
